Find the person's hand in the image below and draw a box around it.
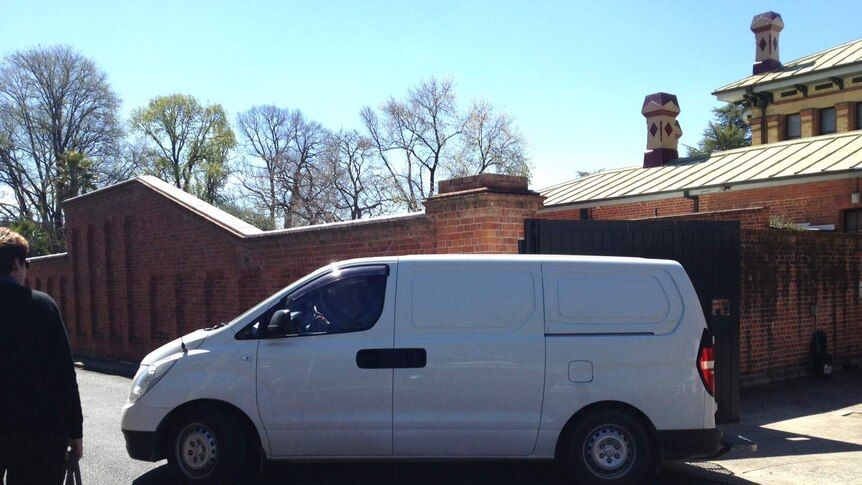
[68,438,83,460]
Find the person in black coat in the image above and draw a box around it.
[0,228,83,484]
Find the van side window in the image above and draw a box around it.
[289,274,386,335]
[249,265,390,339]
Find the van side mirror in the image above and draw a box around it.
[267,309,298,338]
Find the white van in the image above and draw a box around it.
[121,255,723,484]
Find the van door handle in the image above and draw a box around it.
[356,349,388,368]
[356,348,426,369]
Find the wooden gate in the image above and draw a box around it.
[520,219,740,423]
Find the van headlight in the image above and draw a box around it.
[128,354,182,404]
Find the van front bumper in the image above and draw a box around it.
[123,429,164,462]
[658,428,724,460]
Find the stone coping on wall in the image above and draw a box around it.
[247,211,429,238]
[438,173,533,195]
[29,252,69,262]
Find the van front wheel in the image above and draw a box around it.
[560,409,653,484]
[167,407,249,484]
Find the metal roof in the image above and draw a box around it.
[539,131,862,210]
[714,38,862,99]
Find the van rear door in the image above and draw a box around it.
[392,261,545,456]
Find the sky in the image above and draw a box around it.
[2,0,861,190]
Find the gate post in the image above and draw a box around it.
[711,313,740,423]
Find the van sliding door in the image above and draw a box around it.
[392,262,545,456]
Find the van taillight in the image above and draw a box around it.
[698,330,716,397]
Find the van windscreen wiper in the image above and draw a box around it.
[205,322,227,331]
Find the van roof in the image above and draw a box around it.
[334,254,681,268]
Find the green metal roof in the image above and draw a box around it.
[540,131,862,210]
[714,38,862,100]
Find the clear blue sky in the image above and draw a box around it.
[2,0,860,190]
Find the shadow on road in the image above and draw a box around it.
[133,459,757,485]
[719,367,862,460]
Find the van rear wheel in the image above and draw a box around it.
[560,409,653,485]
[167,407,250,484]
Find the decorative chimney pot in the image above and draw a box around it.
[751,11,783,75]
[642,93,682,168]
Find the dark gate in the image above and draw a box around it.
[520,219,740,423]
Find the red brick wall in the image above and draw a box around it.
[636,207,771,229]
[538,178,861,229]
[740,230,862,384]
[26,176,543,362]
[23,174,862,383]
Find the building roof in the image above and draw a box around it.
[714,38,862,101]
[539,130,862,211]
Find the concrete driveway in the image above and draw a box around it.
[702,366,862,484]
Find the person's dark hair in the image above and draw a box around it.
[0,227,29,274]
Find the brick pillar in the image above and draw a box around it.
[766,114,784,143]
[800,108,817,138]
[837,102,854,132]
[750,108,764,146]
[425,174,544,254]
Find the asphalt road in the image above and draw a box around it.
[76,369,731,485]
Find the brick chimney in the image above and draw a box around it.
[751,11,783,75]
[642,93,682,168]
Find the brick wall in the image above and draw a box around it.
[740,229,862,384]
[635,207,771,229]
[27,175,542,362]
[22,173,862,383]
[538,178,861,229]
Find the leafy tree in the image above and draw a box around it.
[130,94,236,203]
[6,219,50,256]
[217,200,276,231]
[56,151,97,202]
[686,103,751,157]
[576,168,605,177]
[0,45,124,250]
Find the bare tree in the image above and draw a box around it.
[360,106,421,211]
[362,77,532,213]
[283,112,329,227]
[0,45,123,250]
[236,105,291,227]
[362,77,461,211]
[326,129,390,220]
[236,106,331,228]
[454,100,531,178]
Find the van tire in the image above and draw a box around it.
[559,409,653,485]
[167,407,250,484]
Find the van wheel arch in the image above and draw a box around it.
[158,399,264,468]
[555,401,659,482]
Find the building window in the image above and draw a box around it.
[820,107,837,134]
[845,209,862,233]
[786,113,801,140]
[857,103,862,131]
